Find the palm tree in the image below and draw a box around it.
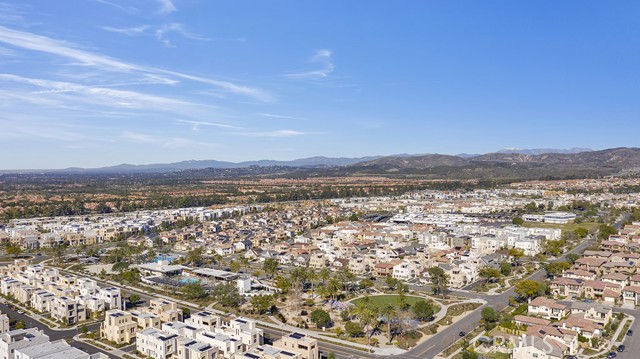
[319,267,331,285]
[327,277,341,302]
[381,304,397,344]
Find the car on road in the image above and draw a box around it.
[17,310,24,314]
[617,345,625,352]
[627,329,633,336]
[607,352,617,358]
[564,355,577,359]
[459,331,466,337]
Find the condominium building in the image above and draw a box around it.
[185,311,221,331]
[273,333,319,359]
[0,329,50,359]
[136,328,178,359]
[175,338,217,359]
[51,296,86,325]
[102,309,137,344]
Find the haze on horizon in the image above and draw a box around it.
[1,1,639,169]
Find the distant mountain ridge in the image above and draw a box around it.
[496,147,592,155]
[55,156,383,173]
[6,148,640,180]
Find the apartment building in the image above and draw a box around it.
[102,309,137,344]
[148,299,183,323]
[131,310,161,330]
[175,338,218,359]
[195,332,243,359]
[14,339,104,359]
[185,311,221,331]
[30,290,55,313]
[217,318,264,350]
[239,345,302,359]
[0,312,8,333]
[97,287,123,310]
[51,296,86,325]
[136,328,178,359]
[273,333,319,359]
[0,329,50,359]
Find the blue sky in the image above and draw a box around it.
[1,1,639,169]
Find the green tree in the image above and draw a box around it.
[509,248,525,261]
[462,351,479,359]
[274,276,292,294]
[184,247,205,266]
[481,306,500,330]
[210,283,241,307]
[182,280,208,300]
[344,321,363,337]
[15,320,25,329]
[359,278,374,291]
[500,262,512,276]
[514,280,546,301]
[250,295,275,315]
[327,353,336,359]
[310,309,332,328]
[598,224,618,240]
[428,267,449,296]
[263,258,279,279]
[229,260,241,273]
[5,244,21,258]
[574,227,589,238]
[544,261,571,277]
[385,275,399,290]
[112,261,130,273]
[478,267,502,282]
[512,217,524,225]
[128,294,141,307]
[413,300,435,321]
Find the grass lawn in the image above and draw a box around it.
[350,295,439,312]
[522,221,599,233]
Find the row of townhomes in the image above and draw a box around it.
[0,308,108,359]
[509,222,640,359]
[104,307,318,359]
[0,259,123,325]
[550,222,640,306]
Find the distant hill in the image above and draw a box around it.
[50,156,383,174]
[335,147,640,179]
[496,147,592,155]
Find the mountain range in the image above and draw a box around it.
[5,147,640,181]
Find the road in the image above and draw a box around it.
[611,307,639,359]
[381,237,595,359]
[0,302,116,358]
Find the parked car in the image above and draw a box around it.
[459,331,466,337]
[627,329,633,336]
[17,310,24,315]
[607,352,617,359]
[617,345,625,352]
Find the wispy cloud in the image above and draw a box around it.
[155,23,209,47]
[100,25,150,36]
[122,131,215,148]
[256,113,305,121]
[0,25,272,101]
[239,130,307,137]
[285,49,335,80]
[176,119,243,131]
[0,73,193,109]
[91,0,137,14]
[156,0,177,15]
